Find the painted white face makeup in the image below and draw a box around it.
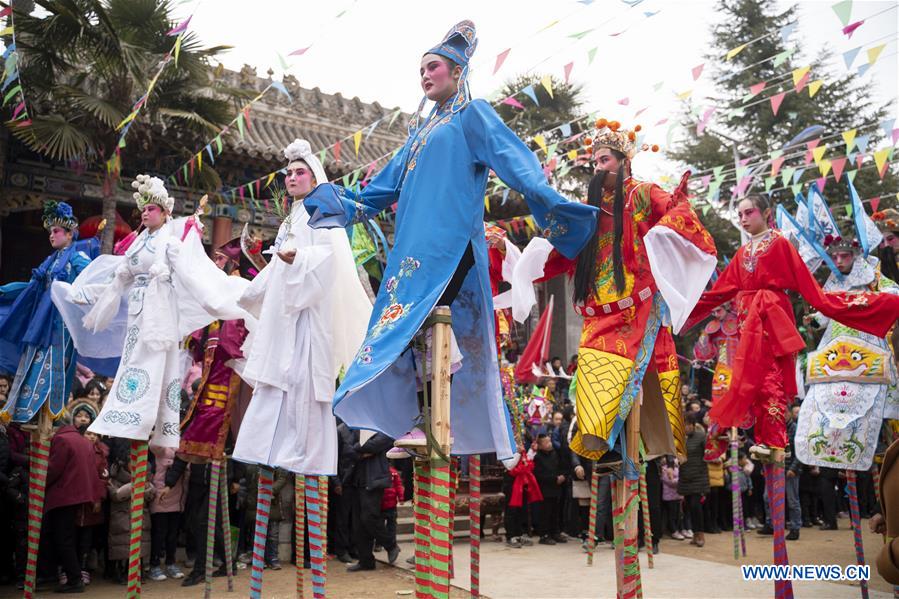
[141,204,166,230]
[48,226,73,250]
[285,161,315,199]
[420,54,458,104]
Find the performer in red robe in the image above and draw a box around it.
[688,195,899,456]
[179,238,249,460]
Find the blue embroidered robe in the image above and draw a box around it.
[0,240,97,422]
[305,99,597,459]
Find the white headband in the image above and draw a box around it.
[284,139,327,188]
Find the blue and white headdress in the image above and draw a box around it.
[42,200,79,231]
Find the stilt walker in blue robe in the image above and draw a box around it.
[0,201,98,423]
[304,20,598,460]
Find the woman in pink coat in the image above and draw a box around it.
[147,446,187,581]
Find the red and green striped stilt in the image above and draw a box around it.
[306,476,327,598]
[218,460,234,592]
[126,440,149,599]
[447,461,458,581]
[22,437,50,599]
[612,477,643,599]
[248,467,274,599]
[413,459,435,599]
[468,455,480,598]
[204,459,222,598]
[638,462,653,569]
[295,475,306,598]
[586,469,599,566]
[846,470,869,599]
[429,458,453,599]
[765,462,794,599]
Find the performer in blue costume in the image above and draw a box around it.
[0,200,99,422]
[304,20,597,460]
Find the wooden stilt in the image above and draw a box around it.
[428,307,453,599]
[586,469,600,566]
[22,406,52,599]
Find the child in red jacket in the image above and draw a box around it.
[377,467,405,552]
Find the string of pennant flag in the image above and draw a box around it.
[0,5,33,130]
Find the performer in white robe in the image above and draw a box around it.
[52,175,249,447]
[234,139,371,475]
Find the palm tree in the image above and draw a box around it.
[8,0,247,252]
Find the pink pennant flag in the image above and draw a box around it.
[700,174,712,189]
[655,118,669,126]
[289,46,313,56]
[363,161,378,182]
[830,156,847,182]
[856,153,865,168]
[692,64,704,81]
[11,101,25,121]
[166,16,192,36]
[0,7,11,18]
[697,107,716,135]
[501,96,525,109]
[333,140,342,163]
[816,177,827,193]
[733,176,752,198]
[794,72,810,93]
[634,106,649,117]
[806,139,821,151]
[842,20,864,38]
[739,157,751,167]
[770,91,787,115]
[618,97,630,106]
[871,197,881,212]
[563,62,574,84]
[749,81,767,96]
[493,49,511,75]
[804,150,814,165]
[893,128,899,145]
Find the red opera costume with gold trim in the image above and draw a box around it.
[536,176,716,460]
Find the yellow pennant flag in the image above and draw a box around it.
[484,195,490,214]
[174,34,183,66]
[812,144,828,164]
[116,110,138,131]
[567,149,578,162]
[540,75,554,99]
[791,66,810,88]
[842,129,857,151]
[533,134,548,154]
[265,172,277,188]
[539,19,559,32]
[818,158,832,178]
[677,89,693,100]
[0,27,13,36]
[726,44,747,60]
[867,44,886,65]
[197,151,202,172]
[353,130,362,156]
[874,148,890,174]
[808,80,824,97]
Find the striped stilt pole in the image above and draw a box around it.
[295,475,306,598]
[729,428,744,560]
[613,477,643,599]
[414,459,434,599]
[638,462,653,569]
[249,468,274,599]
[306,476,326,598]
[872,464,899,599]
[429,459,452,599]
[205,460,222,599]
[218,460,234,592]
[22,437,50,599]
[448,462,458,581]
[586,469,599,566]
[320,476,329,574]
[468,455,480,598]
[846,471,869,599]
[765,462,794,599]
[126,440,149,599]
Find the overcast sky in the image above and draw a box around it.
[182,0,896,179]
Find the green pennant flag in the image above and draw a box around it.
[236,113,245,138]
[709,180,723,193]
[215,135,223,154]
[832,0,853,26]
[736,166,748,179]
[587,47,598,64]
[712,166,724,180]
[248,182,255,200]
[389,108,402,128]
[568,29,594,40]
[770,149,783,159]
[765,176,775,192]
[791,183,803,196]
[846,169,858,183]
[781,167,796,187]
[653,81,664,92]
[845,204,853,217]
[319,149,327,165]
[702,205,710,216]
[182,164,188,182]
[3,84,21,106]
[773,49,795,67]
[342,174,350,187]
[546,142,558,158]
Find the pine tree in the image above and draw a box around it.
[669,0,896,255]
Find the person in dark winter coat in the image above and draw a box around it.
[677,413,709,547]
[330,422,357,563]
[343,431,400,571]
[533,434,567,545]
[42,424,103,593]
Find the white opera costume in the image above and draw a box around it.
[233,141,371,476]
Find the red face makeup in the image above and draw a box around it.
[832,250,855,274]
[285,161,315,199]
[736,200,769,235]
[420,54,456,103]
[141,204,166,229]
